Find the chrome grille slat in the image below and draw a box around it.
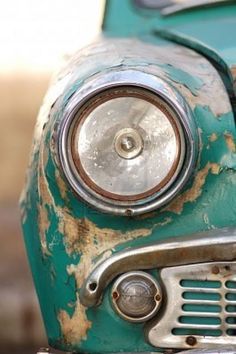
[183,299,221,305]
[180,287,222,293]
[177,323,222,329]
[146,261,236,349]
[225,312,236,315]
[226,324,236,328]
[181,312,221,317]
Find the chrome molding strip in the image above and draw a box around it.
[146,261,236,348]
[80,228,236,307]
[161,0,233,16]
[178,349,236,354]
[134,0,233,15]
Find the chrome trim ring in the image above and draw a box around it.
[58,69,198,216]
[111,271,162,323]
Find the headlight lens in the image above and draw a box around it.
[71,87,184,201]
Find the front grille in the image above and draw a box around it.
[147,262,236,349]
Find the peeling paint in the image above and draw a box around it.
[203,213,216,230]
[58,294,92,345]
[203,213,209,225]
[58,262,93,344]
[35,128,158,344]
[59,214,152,257]
[210,163,221,175]
[34,73,72,147]
[57,39,231,119]
[163,163,220,214]
[224,133,236,153]
[163,65,203,96]
[37,170,53,256]
[38,199,50,256]
[134,211,157,220]
[55,170,68,201]
[58,212,153,344]
[209,133,218,142]
[37,145,56,256]
[57,214,172,344]
[20,37,236,353]
[166,80,230,117]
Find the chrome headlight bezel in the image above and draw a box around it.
[58,69,198,216]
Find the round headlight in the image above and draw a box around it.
[58,70,197,215]
[71,87,183,201]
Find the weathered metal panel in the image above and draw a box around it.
[104,1,236,100]
[20,37,236,353]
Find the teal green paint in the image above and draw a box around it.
[21,165,62,343]
[84,287,152,353]
[20,9,236,353]
[162,64,204,96]
[153,30,235,98]
[104,0,236,68]
[21,88,236,353]
[104,1,236,98]
[23,131,236,352]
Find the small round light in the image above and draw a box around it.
[111,271,162,323]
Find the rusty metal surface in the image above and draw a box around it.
[20,38,236,353]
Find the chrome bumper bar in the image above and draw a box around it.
[80,228,236,307]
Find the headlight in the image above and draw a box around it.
[58,70,198,215]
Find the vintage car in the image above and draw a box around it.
[20,0,236,353]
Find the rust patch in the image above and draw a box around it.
[37,169,54,256]
[231,66,236,83]
[36,129,172,344]
[58,262,93,344]
[36,140,157,343]
[58,294,92,344]
[163,163,220,214]
[134,211,156,220]
[209,133,218,142]
[59,214,152,257]
[224,133,236,153]
[38,201,50,255]
[165,80,230,117]
[37,144,56,255]
[210,163,221,175]
[58,211,161,345]
[55,170,68,201]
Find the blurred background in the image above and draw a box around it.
[0,1,105,353]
